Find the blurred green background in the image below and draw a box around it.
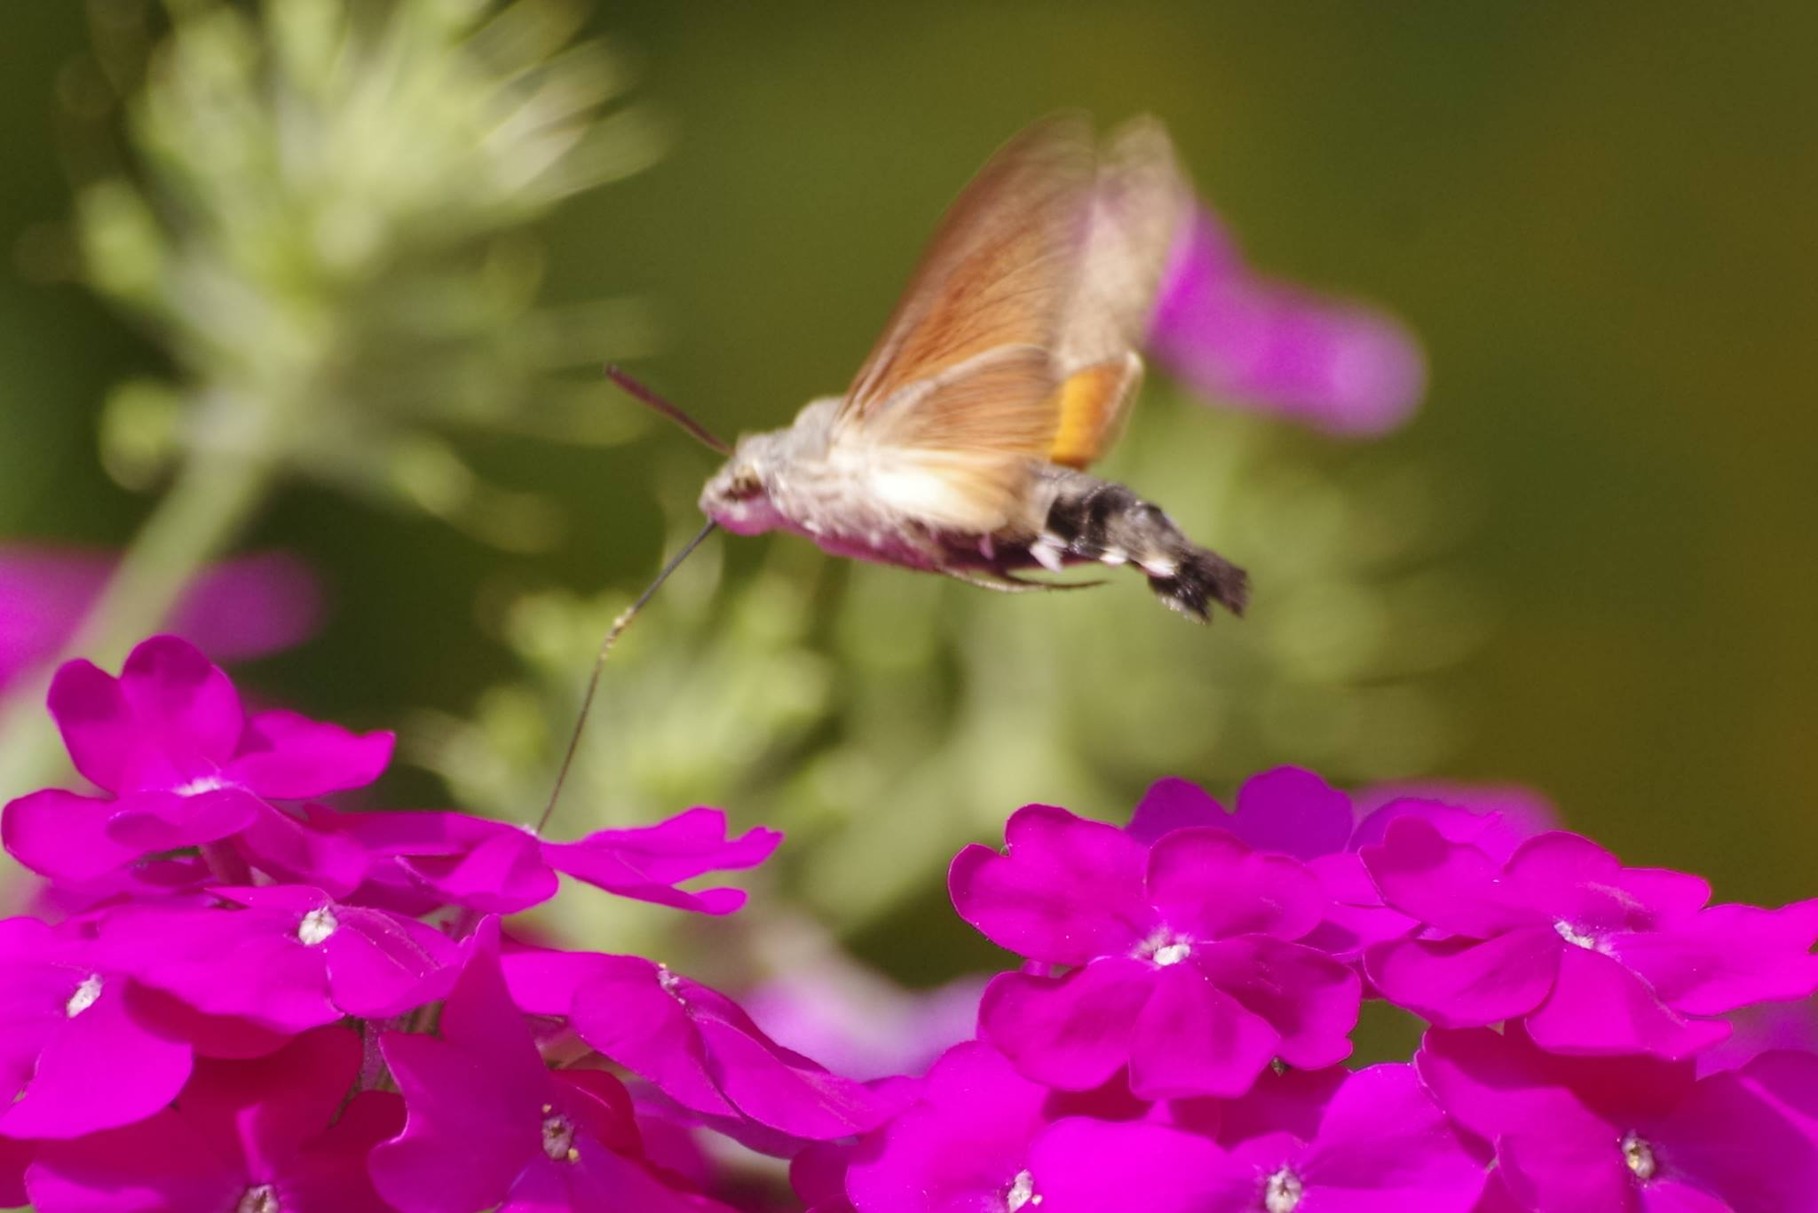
[2,0,1815,970]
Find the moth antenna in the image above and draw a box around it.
[604,364,732,455]
[536,518,720,835]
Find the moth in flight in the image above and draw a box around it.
[552,118,1249,826]
[646,116,1249,621]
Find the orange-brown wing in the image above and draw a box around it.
[843,344,1060,534]
[837,114,1097,458]
[1047,118,1190,470]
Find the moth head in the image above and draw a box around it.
[697,400,838,536]
[699,438,784,535]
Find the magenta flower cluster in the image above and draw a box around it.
[5,638,1818,1212]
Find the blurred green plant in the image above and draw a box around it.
[0,0,662,796]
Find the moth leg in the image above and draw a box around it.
[936,566,1106,595]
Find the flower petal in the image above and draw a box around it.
[950,805,1155,966]
[1361,818,1542,938]
[1525,945,1727,1059]
[1147,828,1325,941]
[845,1041,1048,1213]
[0,979,192,1140]
[229,710,393,799]
[1129,962,1278,1099]
[978,960,1150,1092]
[50,636,243,794]
[541,807,779,916]
[1614,900,1818,1016]
[1196,936,1361,1072]
[2,789,141,882]
[1226,766,1355,860]
[1029,1117,1226,1213]
[1125,777,1227,843]
[1366,929,1559,1028]
[1296,1064,1486,1211]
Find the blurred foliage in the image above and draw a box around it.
[77,0,662,533]
[0,0,664,796]
[3,2,1817,976]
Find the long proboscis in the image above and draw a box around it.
[536,518,720,835]
[604,364,732,455]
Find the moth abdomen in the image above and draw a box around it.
[1038,472,1248,621]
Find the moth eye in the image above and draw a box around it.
[727,469,762,499]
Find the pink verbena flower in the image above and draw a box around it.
[504,947,902,1145]
[1363,818,1818,1057]
[1128,768,1559,963]
[952,802,1360,1098]
[3,635,390,884]
[842,1041,1224,1213]
[0,917,191,1140]
[1420,1025,1818,1212]
[0,548,319,693]
[1196,1064,1486,1213]
[334,805,780,918]
[94,885,460,1033]
[1150,209,1427,436]
[370,920,726,1213]
[23,1026,400,1213]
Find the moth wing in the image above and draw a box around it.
[1048,117,1192,470]
[832,116,1188,532]
[837,115,1095,443]
[846,344,1059,534]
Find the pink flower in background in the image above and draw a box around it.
[0,548,319,692]
[1150,208,1427,435]
[744,967,983,1083]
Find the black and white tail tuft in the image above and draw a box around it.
[1038,472,1249,621]
[1148,546,1249,620]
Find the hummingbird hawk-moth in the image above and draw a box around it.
[549,117,1251,826]
[693,115,1249,621]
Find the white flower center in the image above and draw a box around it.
[65,974,103,1017]
[1153,942,1192,966]
[174,774,229,797]
[297,906,338,946]
[1553,920,1601,951]
[237,1184,279,1213]
[1134,928,1194,967]
[1621,1131,1657,1180]
[657,964,689,1005]
[541,1105,579,1162]
[1264,1166,1303,1213]
[1005,1169,1041,1211]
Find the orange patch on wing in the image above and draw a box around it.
[1048,362,1131,469]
